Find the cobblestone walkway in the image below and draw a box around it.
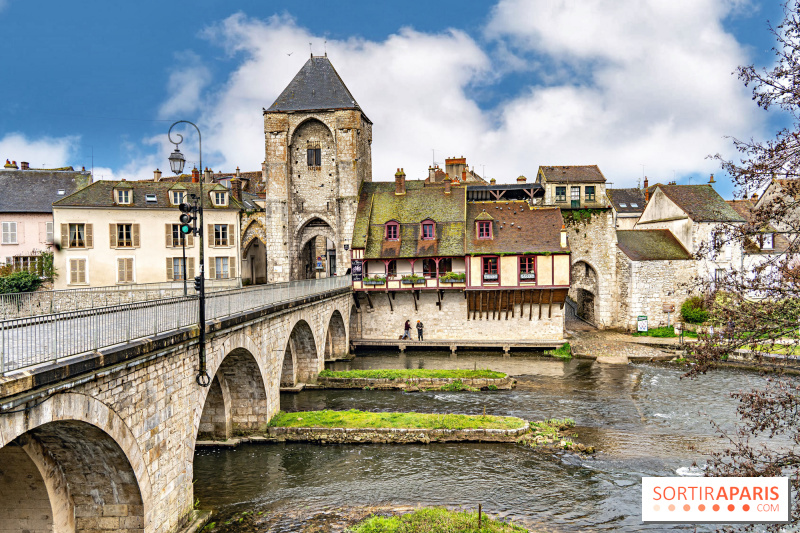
[565,315,682,361]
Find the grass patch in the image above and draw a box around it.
[544,343,571,359]
[268,409,527,431]
[632,326,677,338]
[521,418,593,452]
[319,369,506,380]
[348,507,528,532]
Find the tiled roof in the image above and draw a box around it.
[538,165,606,183]
[241,191,264,211]
[726,199,791,254]
[0,169,91,213]
[656,184,745,222]
[53,180,244,210]
[607,188,646,214]
[355,181,467,258]
[266,56,364,115]
[466,203,566,255]
[617,229,692,261]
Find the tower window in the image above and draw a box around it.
[307,142,321,168]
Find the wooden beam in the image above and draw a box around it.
[548,289,553,318]
[528,290,533,320]
[437,289,442,310]
[510,291,515,318]
[467,292,471,320]
[353,292,361,309]
[505,290,510,320]
[365,291,374,309]
[492,291,497,320]
[412,290,418,311]
[386,291,393,312]
[538,289,543,320]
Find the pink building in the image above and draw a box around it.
[0,160,91,269]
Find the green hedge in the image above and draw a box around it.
[680,296,709,324]
[0,271,42,294]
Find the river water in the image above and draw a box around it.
[194,351,774,531]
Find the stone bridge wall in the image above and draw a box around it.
[0,290,352,533]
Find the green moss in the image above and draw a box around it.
[349,507,529,532]
[319,369,506,380]
[545,343,571,359]
[267,409,526,431]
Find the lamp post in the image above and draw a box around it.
[168,120,210,387]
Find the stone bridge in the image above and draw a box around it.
[0,282,353,533]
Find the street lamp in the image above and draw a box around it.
[168,120,210,387]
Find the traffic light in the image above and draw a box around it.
[194,275,203,293]
[178,202,195,235]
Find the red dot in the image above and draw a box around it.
[668,504,676,511]
[743,504,750,512]
[713,504,720,511]
[698,504,706,511]
[728,504,735,512]
[683,504,691,511]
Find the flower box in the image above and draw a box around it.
[438,273,466,283]
[520,273,536,280]
[483,273,499,281]
[363,278,386,286]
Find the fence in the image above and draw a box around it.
[0,278,243,320]
[0,275,351,376]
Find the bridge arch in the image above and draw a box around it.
[280,319,319,387]
[0,392,151,532]
[198,335,270,441]
[570,260,600,324]
[323,309,348,360]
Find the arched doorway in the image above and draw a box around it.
[324,310,347,360]
[280,320,318,389]
[570,261,598,324]
[198,347,269,441]
[242,237,267,285]
[296,218,336,279]
[0,420,145,533]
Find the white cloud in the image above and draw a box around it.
[146,2,767,189]
[159,51,212,118]
[0,133,80,169]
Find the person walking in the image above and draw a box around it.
[416,320,424,341]
[401,319,411,339]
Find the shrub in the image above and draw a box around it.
[0,271,43,294]
[681,296,709,324]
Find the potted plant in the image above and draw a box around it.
[401,274,425,285]
[363,275,387,286]
[439,272,466,283]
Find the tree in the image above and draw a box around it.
[694,2,800,529]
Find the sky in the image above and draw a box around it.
[0,0,789,198]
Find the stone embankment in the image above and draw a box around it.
[315,376,515,391]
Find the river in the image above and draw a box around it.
[193,351,775,531]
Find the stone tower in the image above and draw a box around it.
[263,55,372,281]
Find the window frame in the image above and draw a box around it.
[69,223,86,248]
[385,221,399,241]
[215,257,230,279]
[555,186,567,203]
[214,224,229,247]
[117,257,135,284]
[171,191,186,205]
[477,220,492,240]
[45,221,54,244]
[306,144,322,168]
[585,186,596,202]
[482,256,499,281]
[1,222,17,244]
[385,259,397,278]
[69,257,88,285]
[519,256,536,281]
[172,257,186,281]
[421,220,435,240]
[117,224,133,248]
[116,189,131,205]
[213,191,228,206]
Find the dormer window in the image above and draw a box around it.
[385,221,399,241]
[421,220,435,240]
[57,189,65,196]
[477,220,492,239]
[145,194,157,203]
[762,233,774,250]
[171,191,186,205]
[213,191,228,206]
[116,189,131,204]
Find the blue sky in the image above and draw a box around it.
[0,0,788,198]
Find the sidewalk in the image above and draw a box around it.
[565,316,681,362]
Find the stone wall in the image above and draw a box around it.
[356,290,564,341]
[264,423,530,444]
[0,446,54,533]
[316,375,515,391]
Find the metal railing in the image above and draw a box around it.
[0,278,243,320]
[0,275,350,376]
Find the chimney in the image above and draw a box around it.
[3,159,12,169]
[394,168,406,195]
[235,166,241,178]
[645,188,650,203]
[444,177,452,194]
[560,224,567,248]
[462,169,467,182]
[709,174,716,184]
[751,192,759,201]
[231,178,242,202]
[428,166,436,183]
[517,175,527,183]
[490,177,496,185]
[153,168,162,181]
[20,161,29,170]
[203,167,213,183]
[643,176,648,189]
[261,161,267,182]
[192,167,200,183]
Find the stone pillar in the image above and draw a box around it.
[264,112,292,282]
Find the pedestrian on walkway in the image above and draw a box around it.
[401,319,411,339]
[416,320,424,341]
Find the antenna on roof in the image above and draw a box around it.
[309,42,313,57]
[324,40,327,57]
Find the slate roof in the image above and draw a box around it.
[241,191,264,211]
[53,180,244,210]
[607,188,646,214]
[354,181,466,259]
[266,56,365,117]
[726,199,791,254]
[617,229,691,261]
[538,165,606,183]
[0,169,91,213]
[654,184,745,223]
[466,203,567,255]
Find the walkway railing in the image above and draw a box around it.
[0,275,351,376]
[0,278,243,320]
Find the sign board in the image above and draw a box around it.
[316,260,324,270]
[637,315,648,332]
[663,304,675,313]
[351,260,363,282]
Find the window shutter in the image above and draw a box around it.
[166,224,172,247]
[70,259,77,283]
[118,258,125,283]
[187,233,194,247]
[188,257,195,279]
[208,224,214,247]
[61,224,69,249]
[307,149,313,166]
[228,225,234,246]
[315,148,321,167]
[229,257,236,279]
[78,259,86,283]
[85,224,93,249]
[109,224,117,248]
[166,258,173,281]
[209,259,216,279]
[133,224,140,247]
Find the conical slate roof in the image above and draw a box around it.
[267,56,362,114]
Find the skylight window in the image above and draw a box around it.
[145,194,157,203]
[57,189,65,195]
[630,203,639,207]
[620,203,627,208]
